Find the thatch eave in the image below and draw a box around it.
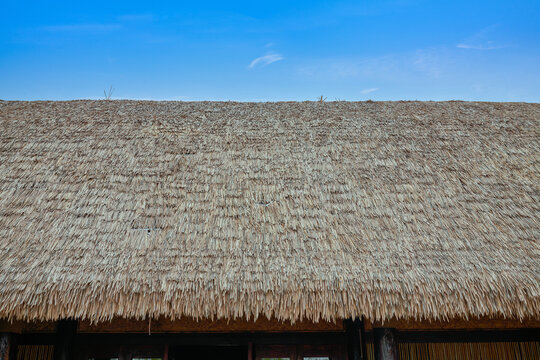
[0,100,538,322]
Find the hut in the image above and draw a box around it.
[0,100,538,360]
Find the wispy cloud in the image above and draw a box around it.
[41,24,121,32]
[361,88,379,94]
[456,43,504,50]
[117,14,154,22]
[249,53,284,69]
[413,49,443,78]
[298,48,448,81]
[457,25,507,50]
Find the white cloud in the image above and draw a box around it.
[361,88,379,94]
[249,53,284,69]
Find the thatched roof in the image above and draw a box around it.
[0,100,538,323]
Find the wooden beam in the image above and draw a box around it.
[53,320,77,360]
[345,318,368,360]
[17,327,540,346]
[78,317,343,333]
[396,328,540,343]
[67,332,348,346]
[373,328,398,360]
[367,317,540,331]
[7,316,539,334]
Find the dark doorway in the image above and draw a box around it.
[171,346,247,360]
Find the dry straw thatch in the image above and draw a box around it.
[368,342,540,360]
[0,100,538,323]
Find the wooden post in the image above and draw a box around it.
[373,328,398,360]
[54,320,78,360]
[9,335,18,360]
[247,342,253,360]
[1,334,10,360]
[0,334,17,360]
[345,317,368,360]
[163,344,169,360]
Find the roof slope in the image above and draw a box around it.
[0,100,538,323]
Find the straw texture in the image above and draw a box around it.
[16,346,54,360]
[365,342,540,360]
[0,100,538,323]
[392,342,539,360]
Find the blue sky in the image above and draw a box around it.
[1,1,539,101]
